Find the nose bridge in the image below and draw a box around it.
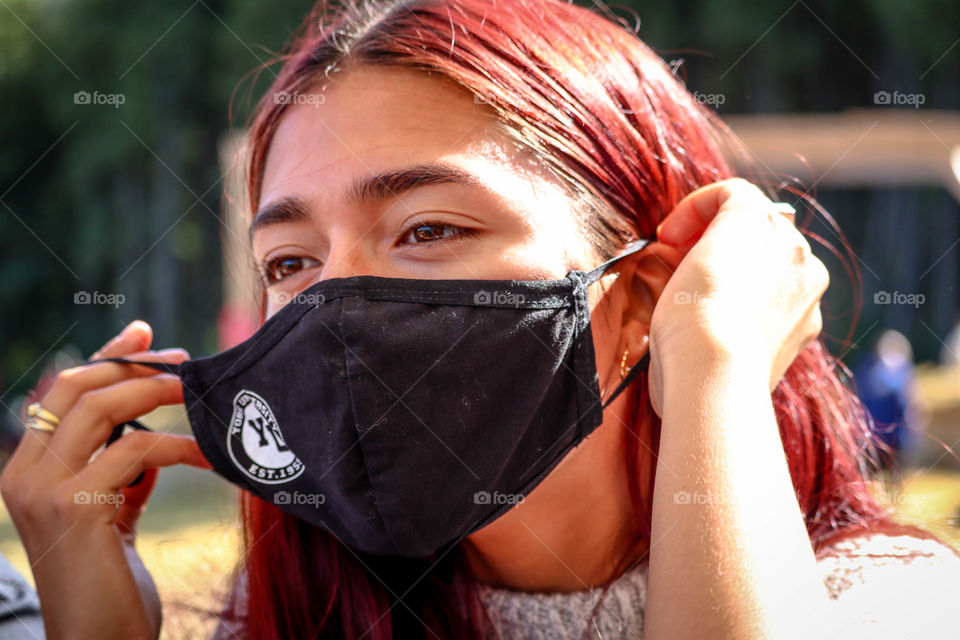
[319,237,377,281]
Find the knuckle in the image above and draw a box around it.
[812,311,823,332]
[16,483,50,522]
[75,391,121,435]
[811,259,830,291]
[807,316,823,345]
[114,429,152,456]
[0,469,21,507]
[1,475,45,521]
[72,391,100,417]
[53,366,88,395]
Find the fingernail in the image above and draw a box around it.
[158,347,190,358]
[773,202,796,215]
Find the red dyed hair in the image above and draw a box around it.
[216,0,942,637]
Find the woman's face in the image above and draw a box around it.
[253,65,606,316]
[252,65,641,559]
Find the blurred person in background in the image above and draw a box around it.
[854,329,921,471]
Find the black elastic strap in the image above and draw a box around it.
[584,239,652,286]
[601,349,649,410]
[80,357,183,376]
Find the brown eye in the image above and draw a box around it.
[263,256,320,284]
[400,220,474,245]
[414,224,452,242]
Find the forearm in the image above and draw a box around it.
[31,526,157,640]
[644,351,832,640]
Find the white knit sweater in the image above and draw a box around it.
[213,532,960,639]
[475,532,960,639]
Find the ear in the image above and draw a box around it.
[613,242,685,368]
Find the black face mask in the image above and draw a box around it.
[91,239,651,558]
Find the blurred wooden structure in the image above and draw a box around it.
[725,109,960,203]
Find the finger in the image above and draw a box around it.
[90,320,153,361]
[116,467,158,538]
[76,432,211,502]
[37,349,189,425]
[43,375,184,473]
[63,434,210,527]
[10,321,157,467]
[656,178,769,246]
[14,350,188,470]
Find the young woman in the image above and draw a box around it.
[3,0,958,638]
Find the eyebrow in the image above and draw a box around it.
[249,163,483,239]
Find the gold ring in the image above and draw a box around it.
[27,402,60,426]
[25,418,56,433]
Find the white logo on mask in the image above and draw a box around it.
[227,389,305,484]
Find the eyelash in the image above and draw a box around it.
[259,219,478,286]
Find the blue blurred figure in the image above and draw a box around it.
[854,329,915,470]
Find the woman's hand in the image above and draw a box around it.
[647,178,828,415]
[0,320,212,640]
[643,178,836,640]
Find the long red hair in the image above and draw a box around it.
[219,0,940,637]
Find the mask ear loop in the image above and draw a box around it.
[577,239,653,409]
[601,349,649,409]
[78,357,183,376]
[582,238,651,286]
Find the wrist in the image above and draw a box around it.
[658,339,771,407]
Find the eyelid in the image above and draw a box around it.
[394,219,480,248]
[260,216,480,285]
[259,252,322,286]
[393,216,478,247]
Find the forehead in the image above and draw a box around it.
[259,65,524,203]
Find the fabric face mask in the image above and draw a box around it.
[93,239,652,558]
